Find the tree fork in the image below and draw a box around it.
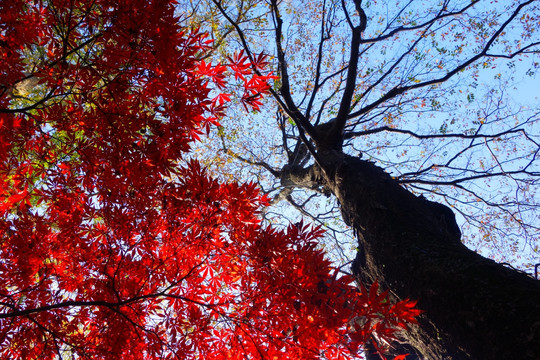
[293,151,540,359]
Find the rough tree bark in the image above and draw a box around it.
[282,151,540,359]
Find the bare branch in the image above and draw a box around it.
[348,0,538,121]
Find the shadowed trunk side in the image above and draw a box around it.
[283,151,540,359]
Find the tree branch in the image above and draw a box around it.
[347,0,537,121]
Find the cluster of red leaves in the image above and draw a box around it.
[349,282,423,357]
[0,1,420,359]
[198,49,277,114]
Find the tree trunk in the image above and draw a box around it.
[287,151,540,359]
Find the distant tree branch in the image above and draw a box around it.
[218,132,281,177]
[347,0,537,121]
[359,1,477,45]
[398,168,539,186]
[305,0,330,121]
[345,125,536,141]
[268,0,317,138]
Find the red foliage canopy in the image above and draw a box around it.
[0,1,419,359]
